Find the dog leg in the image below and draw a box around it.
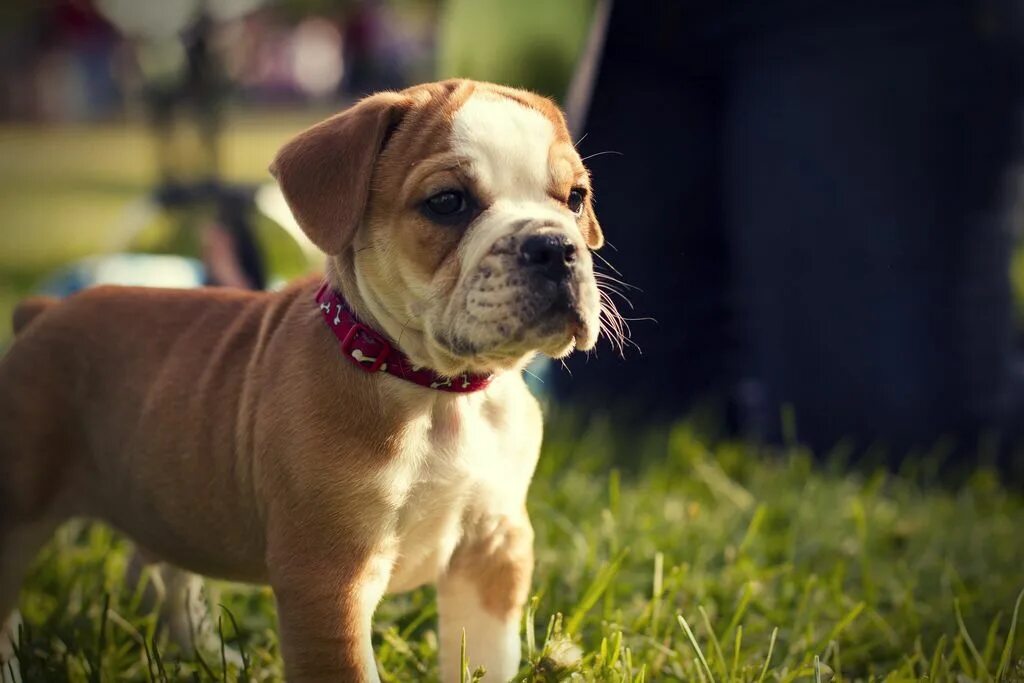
[0,520,58,667]
[156,564,209,654]
[124,551,225,657]
[438,513,534,682]
[0,611,22,683]
[269,537,394,683]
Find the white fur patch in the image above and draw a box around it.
[450,94,554,202]
[379,379,538,595]
[382,393,489,593]
[451,94,567,271]
[438,576,521,682]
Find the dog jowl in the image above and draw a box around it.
[0,80,608,682]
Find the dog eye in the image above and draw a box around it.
[424,190,467,218]
[567,188,586,215]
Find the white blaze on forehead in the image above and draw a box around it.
[450,93,567,271]
[450,93,555,201]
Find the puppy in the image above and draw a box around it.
[0,79,603,681]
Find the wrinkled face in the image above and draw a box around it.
[273,80,604,376]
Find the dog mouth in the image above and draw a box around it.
[435,277,598,365]
[532,283,589,339]
[541,305,596,357]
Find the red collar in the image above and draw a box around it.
[315,282,493,393]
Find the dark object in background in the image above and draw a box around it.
[153,181,267,290]
[142,10,229,181]
[559,0,1024,459]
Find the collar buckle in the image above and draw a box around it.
[340,322,392,373]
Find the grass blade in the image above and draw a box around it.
[954,598,990,679]
[460,628,469,683]
[822,601,865,651]
[152,637,169,683]
[731,625,742,683]
[757,627,779,683]
[738,506,766,557]
[677,613,716,683]
[218,614,227,681]
[722,583,754,643]
[650,552,664,637]
[983,613,1004,670]
[566,549,628,635]
[220,604,251,680]
[996,586,1024,681]
[933,634,946,683]
[524,596,539,660]
[698,605,727,675]
[91,592,110,683]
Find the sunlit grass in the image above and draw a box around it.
[9,416,1024,681]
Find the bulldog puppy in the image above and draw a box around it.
[0,79,604,681]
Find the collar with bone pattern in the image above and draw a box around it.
[315,282,494,393]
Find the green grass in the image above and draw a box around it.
[9,416,1024,682]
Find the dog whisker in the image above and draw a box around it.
[596,289,630,357]
[596,281,633,302]
[596,282,636,312]
[593,270,641,293]
[580,150,624,162]
[592,250,626,279]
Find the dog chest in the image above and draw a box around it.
[384,397,510,593]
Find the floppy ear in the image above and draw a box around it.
[269,92,410,255]
[583,193,604,250]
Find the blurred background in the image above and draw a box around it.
[0,0,593,328]
[1,0,1023,468]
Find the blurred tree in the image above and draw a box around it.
[436,0,595,99]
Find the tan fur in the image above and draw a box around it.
[0,79,603,682]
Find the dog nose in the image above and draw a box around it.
[518,234,577,281]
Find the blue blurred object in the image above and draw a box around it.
[38,254,206,298]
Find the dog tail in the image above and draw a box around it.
[12,296,57,335]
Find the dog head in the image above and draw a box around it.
[271,80,604,376]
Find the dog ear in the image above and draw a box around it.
[583,191,604,250]
[270,92,410,255]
